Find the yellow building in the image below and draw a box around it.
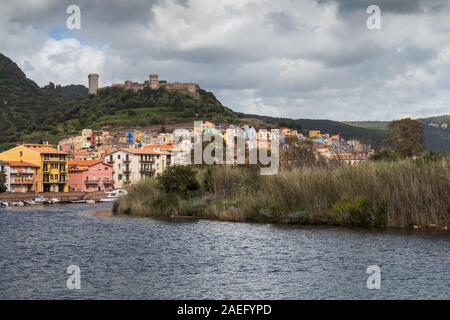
[309,130,321,138]
[0,144,69,192]
[281,128,298,137]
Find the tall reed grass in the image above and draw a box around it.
[113,158,449,228]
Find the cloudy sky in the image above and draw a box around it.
[1,0,450,120]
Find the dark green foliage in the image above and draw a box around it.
[331,195,387,227]
[0,53,240,145]
[157,166,200,199]
[370,149,399,162]
[0,171,7,192]
[382,118,424,158]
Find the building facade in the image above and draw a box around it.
[68,160,114,192]
[0,144,69,192]
[105,148,171,189]
[5,161,39,192]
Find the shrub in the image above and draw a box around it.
[157,165,200,199]
[331,195,371,226]
[331,195,387,227]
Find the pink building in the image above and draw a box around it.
[68,160,114,192]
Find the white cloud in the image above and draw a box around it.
[0,0,449,120]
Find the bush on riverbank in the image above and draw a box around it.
[112,158,450,228]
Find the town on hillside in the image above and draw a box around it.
[0,121,373,194]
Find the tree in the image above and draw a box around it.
[157,166,200,199]
[0,172,7,193]
[280,137,329,169]
[382,118,424,158]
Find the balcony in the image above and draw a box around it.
[10,169,34,174]
[139,158,154,163]
[123,169,131,174]
[84,180,100,185]
[43,157,66,163]
[123,158,131,163]
[11,180,34,185]
[43,180,62,184]
[103,180,114,185]
[107,159,115,164]
[140,168,155,176]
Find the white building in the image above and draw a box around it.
[105,148,171,188]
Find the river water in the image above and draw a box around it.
[0,203,449,299]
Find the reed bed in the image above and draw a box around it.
[113,158,449,228]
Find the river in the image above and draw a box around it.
[0,203,449,299]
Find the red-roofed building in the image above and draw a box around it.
[68,160,114,192]
[105,148,171,188]
[0,160,39,193]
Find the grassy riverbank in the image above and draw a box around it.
[113,159,449,229]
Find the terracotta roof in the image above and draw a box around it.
[123,148,168,155]
[69,160,104,167]
[143,144,175,150]
[4,160,40,168]
[25,146,68,155]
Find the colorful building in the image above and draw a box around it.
[68,160,114,192]
[309,130,321,138]
[105,148,171,189]
[4,161,39,193]
[0,144,69,192]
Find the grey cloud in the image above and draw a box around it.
[1,0,450,121]
[316,0,449,14]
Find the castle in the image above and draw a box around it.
[88,73,200,96]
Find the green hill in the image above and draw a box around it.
[1,52,448,153]
[0,52,239,145]
[346,115,450,154]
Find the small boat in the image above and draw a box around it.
[0,201,10,207]
[11,201,25,207]
[48,198,60,204]
[71,200,86,204]
[34,195,47,204]
[99,189,128,202]
[86,200,96,204]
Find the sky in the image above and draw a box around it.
[1,0,450,121]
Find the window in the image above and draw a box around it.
[118,154,121,160]
[118,174,122,180]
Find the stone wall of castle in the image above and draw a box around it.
[90,73,199,96]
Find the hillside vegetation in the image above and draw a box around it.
[347,115,450,154]
[0,52,239,145]
[1,52,449,153]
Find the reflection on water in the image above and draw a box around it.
[0,203,449,299]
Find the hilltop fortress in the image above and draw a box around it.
[88,73,200,96]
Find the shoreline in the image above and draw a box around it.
[112,211,450,233]
[113,161,450,230]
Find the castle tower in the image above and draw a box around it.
[88,73,99,95]
[149,73,159,89]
